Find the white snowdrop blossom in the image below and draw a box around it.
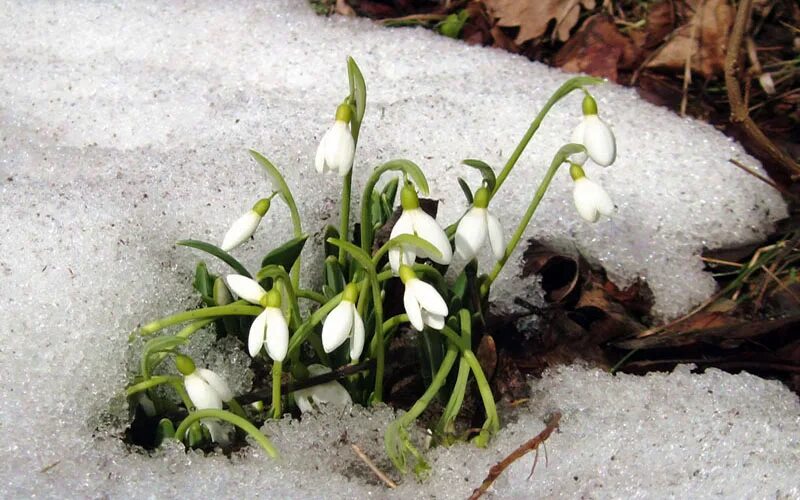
[292,364,353,414]
[399,265,448,331]
[572,168,614,222]
[220,198,271,251]
[225,274,289,361]
[175,355,234,443]
[389,184,453,274]
[570,95,616,167]
[321,283,365,361]
[454,187,505,261]
[315,103,355,176]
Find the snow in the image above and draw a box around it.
[0,0,796,498]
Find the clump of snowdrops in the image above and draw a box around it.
[125,57,617,473]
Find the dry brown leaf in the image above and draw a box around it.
[554,14,639,82]
[484,0,597,44]
[646,0,734,78]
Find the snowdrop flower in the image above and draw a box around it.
[570,163,614,222]
[570,95,616,167]
[389,183,453,274]
[399,265,448,331]
[225,275,289,361]
[293,364,353,414]
[315,103,355,176]
[175,355,234,443]
[220,198,271,252]
[454,187,505,261]
[321,283,365,361]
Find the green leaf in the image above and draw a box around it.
[375,233,443,263]
[347,56,367,129]
[323,225,340,258]
[324,256,346,295]
[192,262,216,306]
[462,159,496,191]
[326,238,374,274]
[370,190,383,228]
[381,177,400,207]
[379,193,393,222]
[177,240,251,278]
[375,159,429,195]
[260,234,308,271]
[436,10,469,39]
[155,418,176,446]
[457,177,473,204]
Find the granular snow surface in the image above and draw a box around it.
[0,1,796,498]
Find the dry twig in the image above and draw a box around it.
[351,444,397,489]
[469,412,562,500]
[723,0,800,177]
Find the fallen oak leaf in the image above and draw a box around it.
[554,14,639,82]
[484,0,597,44]
[646,0,734,78]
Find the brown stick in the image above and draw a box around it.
[723,0,800,177]
[469,412,562,500]
[351,444,398,489]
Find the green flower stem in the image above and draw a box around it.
[249,150,304,288]
[287,293,343,356]
[139,303,262,336]
[174,408,279,458]
[359,160,429,255]
[143,319,214,379]
[491,76,603,199]
[170,380,195,411]
[271,361,283,419]
[462,349,500,433]
[296,289,326,304]
[437,310,473,435]
[338,169,354,264]
[483,144,584,295]
[227,398,247,420]
[396,339,459,428]
[370,314,409,356]
[126,375,181,397]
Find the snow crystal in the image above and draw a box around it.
[0,0,794,498]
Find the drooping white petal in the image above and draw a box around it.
[184,373,223,410]
[326,121,355,176]
[407,279,448,317]
[196,368,233,403]
[264,307,289,362]
[569,120,588,165]
[583,115,616,166]
[573,177,614,222]
[486,212,506,260]
[226,275,267,305]
[221,210,262,251]
[410,209,453,265]
[421,310,446,330]
[350,309,365,361]
[454,207,487,261]
[292,364,352,413]
[322,300,353,353]
[403,287,424,331]
[248,309,268,357]
[389,211,417,273]
[202,419,231,445]
[314,132,328,173]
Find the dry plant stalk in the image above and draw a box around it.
[469,412,562,500]
[351,444,398,489]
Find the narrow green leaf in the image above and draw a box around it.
[347,56,367,128]
[462,159,496,191]
[374,233,442,263]
[326,238,374,274]
[324,256,346,295]
[457,177,474,204]
[260,234,308,270]
[177,240,251,278]
[192,262,216,306]
[370,190,383,228]
[381,177,400,207]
